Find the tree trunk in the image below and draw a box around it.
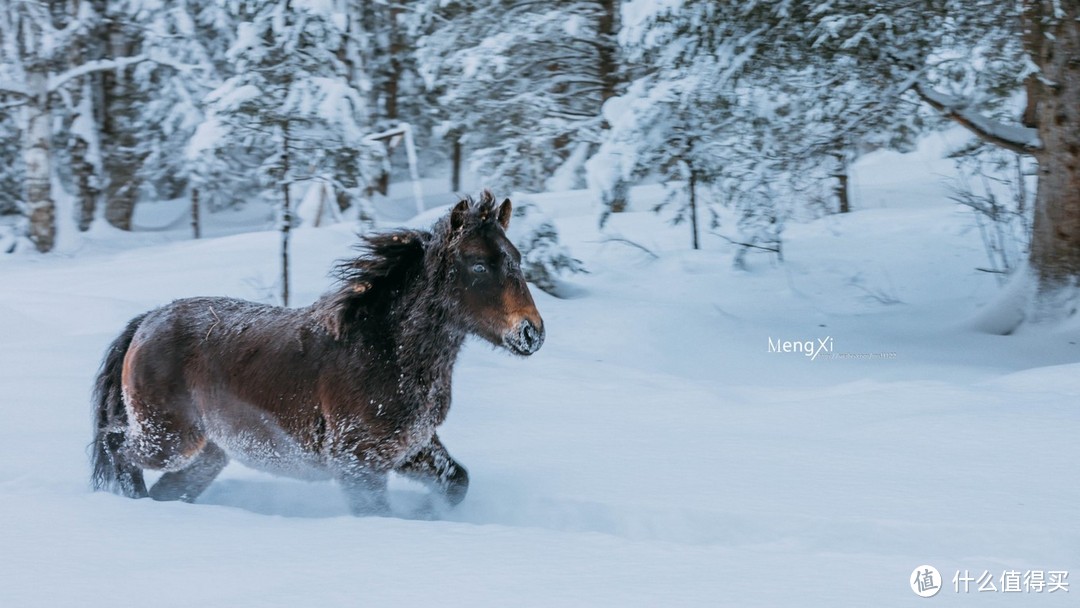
[834,153,850,214]
[280,123,292,308]
[688,167,700,250]
[72,134,98,232]
[597,0,620,106]
[385,2,403,120]
[1023,1,1080,318]
[451,135,462,192]
[23,65,56,252]
[55,0,103,232]
[191,188,201,239]
[70,80,102,233]
[599,179,629,222]
[597,0,627,214]
[101,14,141,231]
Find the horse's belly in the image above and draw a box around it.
[217,436,332,481]
[203,408,331,481]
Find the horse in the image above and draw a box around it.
[90,191,545,515]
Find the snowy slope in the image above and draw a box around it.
[1,138,1078,607]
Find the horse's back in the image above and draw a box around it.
[127,296,281,393]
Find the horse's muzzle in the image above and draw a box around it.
[505,319,545,356]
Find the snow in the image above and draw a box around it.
[620,0,684,47]
[185,115,228,159]
[545,141,590,192]
[1,139,1079,606]
[205,81,262,114]
[970,264,1032,335]
[294,181,341,228]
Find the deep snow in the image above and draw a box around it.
[1,131,1077,606]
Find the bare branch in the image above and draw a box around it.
[914,82,1042,155]
[594,236,659,259]
[712,232,780,254]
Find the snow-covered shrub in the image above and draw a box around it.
[505,202,585,298]
[948,142,1035,282]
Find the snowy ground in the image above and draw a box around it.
[1,133,1078,606]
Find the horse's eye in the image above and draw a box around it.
[471,262,487,274]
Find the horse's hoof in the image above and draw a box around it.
[444,465,469,506]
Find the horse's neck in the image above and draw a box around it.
[383,283,462,426]
[392,277,466,394]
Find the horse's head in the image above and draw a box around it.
[445,192,545,356]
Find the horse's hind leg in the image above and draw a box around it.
[102,431,149,498]
[149,442,228,503]
[395,434,469,506]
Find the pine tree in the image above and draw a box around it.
[601,1,1020,253]
[419,0,624,193]
[123,0,239,213]
[199,0,376,305]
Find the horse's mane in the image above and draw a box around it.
[334,229,431,296]
[321,190,506,340]
[322,228,429,339]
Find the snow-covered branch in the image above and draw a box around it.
[45,52,204,96]
[47,55,149,93]
[0,99,28,112]
[0,82,28,98]
[914,82,1042,155]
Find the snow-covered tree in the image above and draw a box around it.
[324,0,443,199]
[591,2,807,251]
[418,0,624,193]
[599,0,1029,258]
[505,201,585,297]
[1,1,160,248]
[48,0,107,233]
[121,1,233,211]
[0,10,25,221]
[1,1,61,251]
[619,0,1080,325]
[1005,1,1080,324]
[197,0,378,304]
[776,1,1076,325]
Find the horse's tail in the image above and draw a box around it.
[90,313,149,498]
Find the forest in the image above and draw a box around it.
[2,1,1078,328]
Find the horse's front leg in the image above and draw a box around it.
[395,434,469,506]
[336,465,390,516]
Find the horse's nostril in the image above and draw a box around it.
[519,320,544,351]
[507,319,544,354]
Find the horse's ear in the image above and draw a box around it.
[450,199,469,232]
[497,198,512,230]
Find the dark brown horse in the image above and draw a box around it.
[90,191,544,515]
